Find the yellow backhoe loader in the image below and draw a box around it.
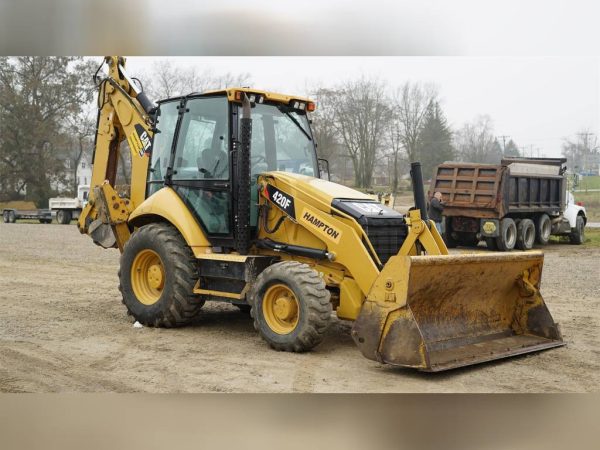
[79,56,564,371]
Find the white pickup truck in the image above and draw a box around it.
[49,185,90,225]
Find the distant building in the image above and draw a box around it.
[50,153,92,194]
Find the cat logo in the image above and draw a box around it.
[127,124,153,158]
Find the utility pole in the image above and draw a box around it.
[497,135,510,154]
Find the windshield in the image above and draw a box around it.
[242,103,318,179]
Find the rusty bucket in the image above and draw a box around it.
[352,251,564,371]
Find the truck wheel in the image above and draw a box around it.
[249,261,332,352]
[8,211,16,223]
[2,211,8,223]
[516,218,535,250]
[569,215,585,245]
[496,218,517,251]
[118,222,205,327]
[56,210,72,225]
[535,214,551,245]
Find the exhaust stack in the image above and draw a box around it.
[235,93,252,255]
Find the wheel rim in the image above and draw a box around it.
[130,249,165,305]
[57,211,64,223]
[262,283,299,335]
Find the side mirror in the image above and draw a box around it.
[318,158,330,181]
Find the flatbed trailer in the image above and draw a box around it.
[2,208,52,224]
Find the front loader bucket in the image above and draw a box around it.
[352,251,564,372]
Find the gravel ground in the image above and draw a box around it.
[0,222,598,392]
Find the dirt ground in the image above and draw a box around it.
[0,222,598,393]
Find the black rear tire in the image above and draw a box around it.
[56,209,72,225]
[516,218,535,250]
[249,261,332,352]
[118,222,205,327]
[2,211,8,223]
[535,214,551,245]
[496,218,517,251]
[8,211,16,223]
[569,215,585,245]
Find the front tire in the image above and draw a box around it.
[249,261,332,352]
[119,222,205,327]
[8,211,16,223]
[569,215,585,245]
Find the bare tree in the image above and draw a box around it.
[328,77,390,188]
[143,59,252,101]
[562,130,599,173]
[386,82,437,192]
[454,115,502,164]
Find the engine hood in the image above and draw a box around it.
[266,171,375,206]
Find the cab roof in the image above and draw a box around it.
[157,87,314,107]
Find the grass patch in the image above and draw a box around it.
[548,227,600,247]
[574,191,600,221]
[576,175,600,190]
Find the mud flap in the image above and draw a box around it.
[351,251,565,372]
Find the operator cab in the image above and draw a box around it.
[147,89,319,248]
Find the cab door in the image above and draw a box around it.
[169,96,234,247]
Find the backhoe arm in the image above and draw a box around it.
[78,56,155,251]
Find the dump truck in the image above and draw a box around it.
[77,56,564,372]
[49,185,90,224]
[430,158,587,251]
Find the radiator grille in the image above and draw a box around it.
[362,218,407,265]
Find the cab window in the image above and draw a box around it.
[173,97,229,181]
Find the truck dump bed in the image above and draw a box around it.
[430,158,566,219]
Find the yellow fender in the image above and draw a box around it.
[128,187,211,256]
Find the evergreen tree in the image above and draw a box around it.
[416,102,455,180]
[504,139,520,157]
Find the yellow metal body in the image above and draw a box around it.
[80,57,563,371]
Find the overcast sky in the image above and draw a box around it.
[126,56,599,158]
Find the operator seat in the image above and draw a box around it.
[198,139,228,179]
